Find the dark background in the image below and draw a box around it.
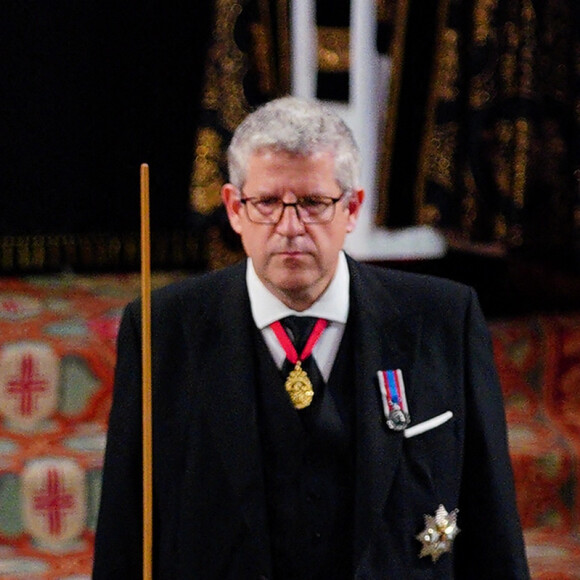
[1,2,213,238]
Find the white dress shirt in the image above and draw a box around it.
[246,251,350,382]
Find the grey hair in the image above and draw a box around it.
[226,96,361,195]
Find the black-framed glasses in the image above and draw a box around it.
[240,193,345,224]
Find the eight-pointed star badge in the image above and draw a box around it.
[416,504,460,562]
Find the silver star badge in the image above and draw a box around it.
[416,505,460,562]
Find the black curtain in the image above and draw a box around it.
[379,0,580,271]
[0,1,214,271]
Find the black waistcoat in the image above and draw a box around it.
[254,322,355,580]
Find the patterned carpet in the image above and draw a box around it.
[0,273,579,578]
[490,315,580,578]
[0,273,175,579]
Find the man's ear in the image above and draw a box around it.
[346,188,364,232]
[221,183,243,234]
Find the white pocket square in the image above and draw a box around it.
[403,411,454,439]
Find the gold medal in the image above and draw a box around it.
[270,318,328,411]
[285,361,314,409]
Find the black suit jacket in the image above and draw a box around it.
[93,257,530,579]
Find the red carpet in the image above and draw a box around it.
[491,315,580,578]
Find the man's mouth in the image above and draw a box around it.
[277,250,309,258]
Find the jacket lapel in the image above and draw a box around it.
[180,262,271,560]
[348,259,420,568]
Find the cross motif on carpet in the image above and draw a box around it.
[1,298,21,314]
[6,354,49,416]
[33,468,75,536]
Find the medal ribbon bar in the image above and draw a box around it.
[378,369,410,430]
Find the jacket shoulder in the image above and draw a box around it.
[154,261,245,300]
[124,261,246,318]
[351,259,473,303]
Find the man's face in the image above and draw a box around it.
[222,149,364,310]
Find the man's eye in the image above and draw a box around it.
[255,197,280,207]
[300,197,327,208]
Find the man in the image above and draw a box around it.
[93,97,530,578]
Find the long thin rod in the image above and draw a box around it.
[140,163,153,580]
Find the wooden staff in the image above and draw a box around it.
[140,163,153,580]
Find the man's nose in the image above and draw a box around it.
[275,203,305,236]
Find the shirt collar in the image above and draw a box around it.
[247,251,350,330]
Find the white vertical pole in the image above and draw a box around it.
[291,0,317,98]
[347,0,380,243]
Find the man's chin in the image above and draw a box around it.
[263,266,328,309]
[273,273,312,292]
[267,269,315,295]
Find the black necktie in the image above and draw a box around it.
[281,316,318,353]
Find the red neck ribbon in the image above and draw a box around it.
[270,318,329,364]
